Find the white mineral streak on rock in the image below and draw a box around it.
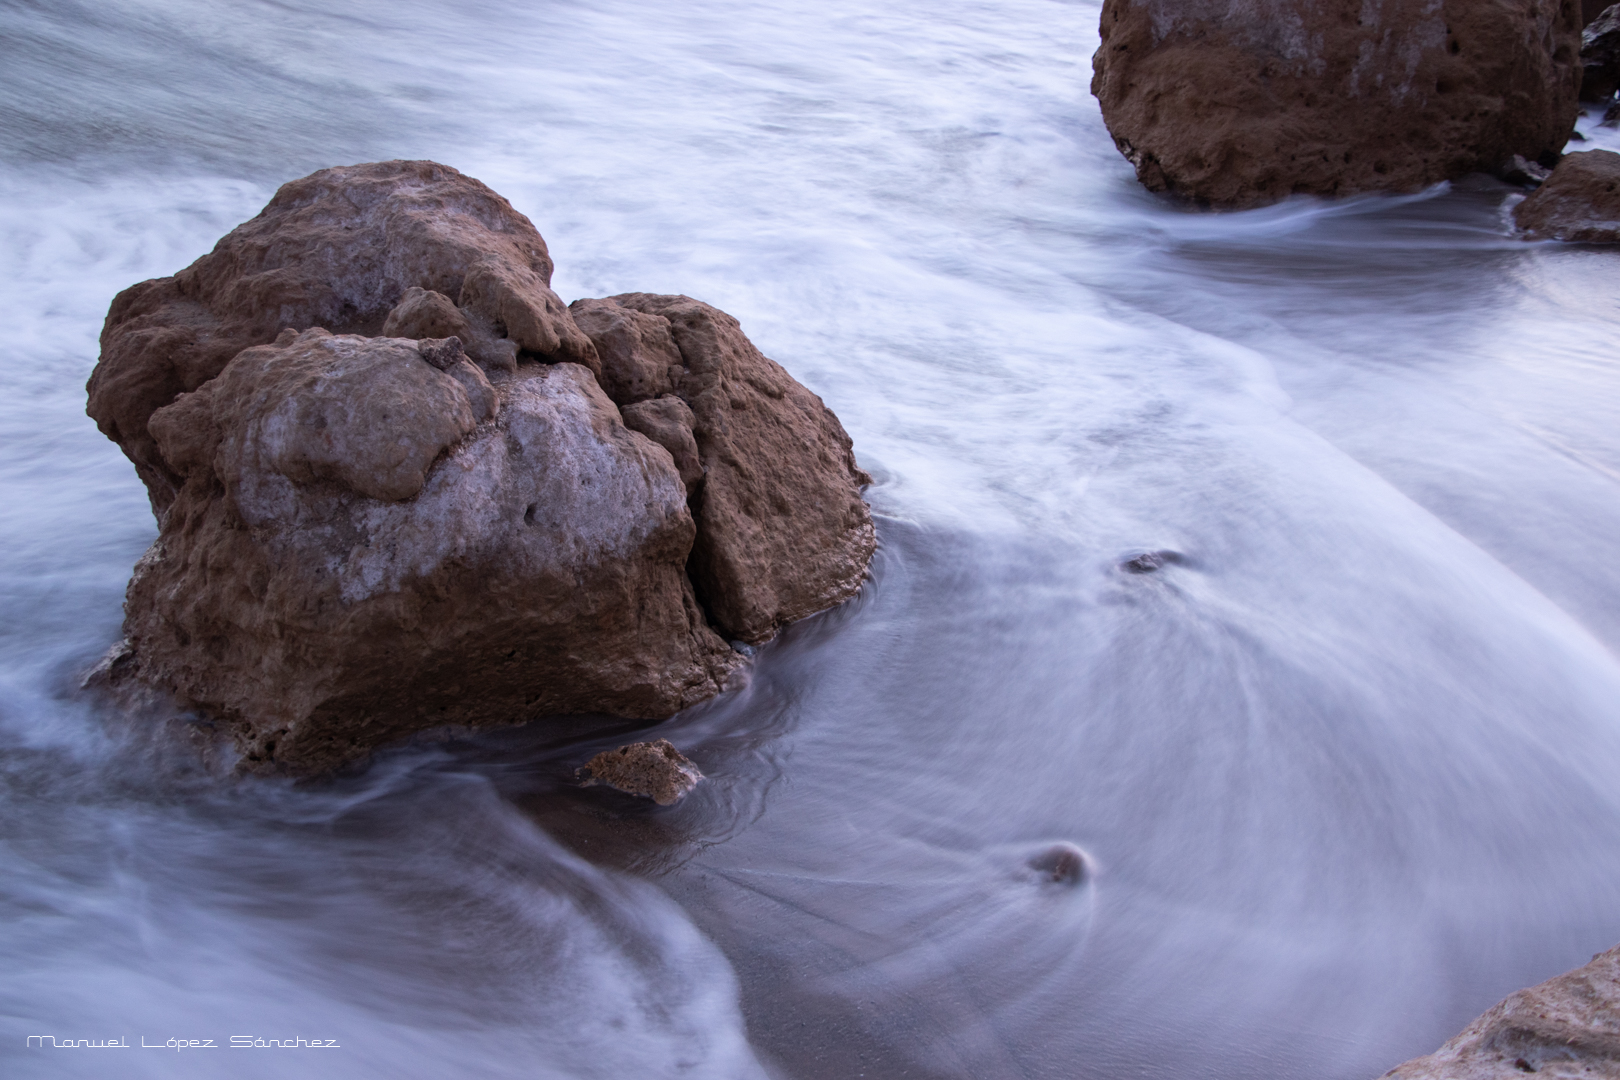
[335,364,688,603]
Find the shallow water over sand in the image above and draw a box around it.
[5,2,1620,1077]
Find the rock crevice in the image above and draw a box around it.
[570,292,875,645]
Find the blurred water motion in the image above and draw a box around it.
[4,2,1620,1077]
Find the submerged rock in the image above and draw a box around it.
[1090,0,1582,208]
[577,739,704,805]
[1514,149,1620,241]
[1026,843,1089,886]
[1382,943,1620,1078]
[1121,550,1185,574]
[85,162,874,773]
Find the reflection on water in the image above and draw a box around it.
[5,1,1620,1078]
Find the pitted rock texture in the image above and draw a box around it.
[88,159,596,515]
[1515,149,1620,240]
[87,162,874,773]
[571,293,876,645]
[1382,943,1620,1078]
[1090,0,1583,208]
[577,739,704,805]
[125,329,738,773]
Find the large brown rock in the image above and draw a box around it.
[1091,0,1583,208]
[1514,148,1620,240]
[87,162,875,773]
[570,294,876,645]
[124,328,737,773]
[1381,943,1620,1078]
[88,160,597,515]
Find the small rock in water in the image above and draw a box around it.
[1027,843,1088,886]
[577,739,703,805]
[1121,550,1183,574]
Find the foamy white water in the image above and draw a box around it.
[5,2,1620,1077]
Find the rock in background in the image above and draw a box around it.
[1582,5,1620,102]
[1381,943,1620,1077]
[1090,0,1583,208]
[87,161,874,773]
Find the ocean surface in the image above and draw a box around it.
[5,1,1620,1077]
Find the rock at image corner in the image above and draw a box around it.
[87,161,875,773]
[1382,943,1620,1077]
[1090,0,1583,208]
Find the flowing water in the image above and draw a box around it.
[5,1,1620,1077]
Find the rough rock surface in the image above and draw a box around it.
[1382,944,1620,1078]
[569,297,683,404]
[620,395,704,492]
[87,162,875,773]
[1091,0,1583,208]
[1590,0,1612,27]
[124,328,738,773]
[1515,149,1620,240]
[570,293,876,644]
[577,739,704,805]
[1583,6,1620,101]
[88,160,597,515]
